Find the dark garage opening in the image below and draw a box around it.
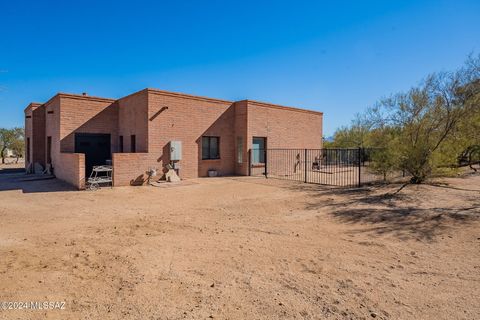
[74,133,111,176]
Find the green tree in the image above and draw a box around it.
[329,54,480,184]
[10,138,24,163]
[367,127,401,180]
[0,127,24,164]
[329,113,374,148]
[371,55,480,183]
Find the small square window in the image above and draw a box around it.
[202,136,220,160]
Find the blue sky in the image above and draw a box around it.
[1,0,479,136]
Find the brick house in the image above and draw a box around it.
[24,88,323,189]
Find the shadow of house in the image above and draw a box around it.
[195,104,236,177]
[0,172,76,193]
[59,103,119,179]
[60,103,119,154]
[32,106,46,168]
[156,143,172,176]
[0,168,26,175]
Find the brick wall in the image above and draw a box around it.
[29,89,323,188]
[45,96,61,177]
[245,101,323,177]
[117,90,148,153]
[59,95,117,153]
[55,153,85,189]
[32,106,46,167]
[110,89,241,184]
[24,103,44,169]
[112,152,153,186]
[24,107,33,169]
[147,90,236,178]
[234,101,249,175]
[43,94,115,189]
[246,100,323,149]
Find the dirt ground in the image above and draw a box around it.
[0,169,479,320]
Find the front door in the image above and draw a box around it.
[74,133,111,176]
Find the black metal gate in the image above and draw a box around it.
[249,148,382,187]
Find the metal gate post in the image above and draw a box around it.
[358,147,362,187]
[264,149,268,178]
[304,149,308,183]
[248,149,251,176]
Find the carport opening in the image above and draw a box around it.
[74,133,111,176]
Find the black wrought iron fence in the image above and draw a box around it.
[249,148,388,187]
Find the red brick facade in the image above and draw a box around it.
[25,89,323,188]
[24,103,43,167]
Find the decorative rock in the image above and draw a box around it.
[34,162,44,174]
[165,169,180,182]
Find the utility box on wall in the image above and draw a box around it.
[170,141,182,161]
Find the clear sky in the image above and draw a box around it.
[1,0,479,136]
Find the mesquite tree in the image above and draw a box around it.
[0,127,24,164]
[329,54,480,183]
[372,55,479,183]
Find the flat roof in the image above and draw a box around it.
[23,102,43,113]
[239,99,323,116]
[146,89,322,115]
[25,88,323,116]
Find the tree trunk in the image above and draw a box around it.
[410,175,425,184]
[0,146,5,164]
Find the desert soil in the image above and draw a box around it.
[0,169,479,320]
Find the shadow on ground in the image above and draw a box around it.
[0,172,76,193]
[328,205,479,241]
[0,168,25,174]
[240,176,480,241]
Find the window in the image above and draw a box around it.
[119,136,124,153]
[237,137,243,164]
[202,136,220,160]
[47,137,52,164]
[252,137,266,163]
[26,138,30,163]
[130,135,136,153]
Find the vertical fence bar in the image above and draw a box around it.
[251,148,376,188]
[304,149,307,183]
[264,149,268,178]
[358,147,362,187]
[248,149,251,176]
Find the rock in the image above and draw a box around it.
[210,283,215,288]
[165,169,180,182]
[34,162,44,174]
[370,312,377,318]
